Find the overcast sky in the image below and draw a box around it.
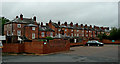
[1,2,118,28]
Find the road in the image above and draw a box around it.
[2,45,119,62]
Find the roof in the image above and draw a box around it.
[51,22,60,28]
[24,24,37,27]
[39,26,55,32]
[5,18,35,24]
[60,24,73,29]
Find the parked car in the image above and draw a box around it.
[0,41,3,48]
[85,40,104,46]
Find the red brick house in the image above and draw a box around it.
[39,22,55,38]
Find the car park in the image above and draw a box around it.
[85,40,104,46]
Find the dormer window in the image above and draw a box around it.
[17,24,21,28]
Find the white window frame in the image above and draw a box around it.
[32,33,35,39]
[71,29,73,32]
[71,33,73,37]
[58,29,61,31]
[82,34,84,36]
[17,24,21,28]
[65,29,67,31]
[86,34,88,37]
[32,27,35,30]
[17,30,21,36]
[50,32,53,37]
[82,30,84,33]
[77,34,79,37]
[41,32,44,37]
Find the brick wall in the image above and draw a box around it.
[43,39,70,54]
[102,39,120,44]
[24,41,44,54]
[2,39,70,54]
[2,43,24,53]
[70,40,88,46]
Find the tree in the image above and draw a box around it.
[0,17,9,35]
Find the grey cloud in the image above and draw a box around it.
[1,2,118,27]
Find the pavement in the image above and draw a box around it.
[1,44,119,62]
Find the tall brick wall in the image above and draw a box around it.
[102,39,120,44]
[2,39,70,54]
[43,39,70,54]
[24,41,44,54]
[2,43,24,53]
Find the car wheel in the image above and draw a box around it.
[88,44,90,46]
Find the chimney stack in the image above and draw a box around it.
[16,16,18,18]
[49,20,52,23]
[58,21,60,26]
[64,22,67,26]
[46,23,48,26]
[33,16,36,21]
[76,23,78,27]
[41,22,43,27]
[90,25,92,28]
[81,24,83,28]
[20,14,23,20]
[85,24,87,28]
[70,22,73,27]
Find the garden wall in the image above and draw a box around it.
[2,39,70,54]
[102,39,120,44]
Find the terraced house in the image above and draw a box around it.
[4,14,110,42]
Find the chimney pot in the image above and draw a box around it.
[64,22,67,26]
[76,23,78,27]
[58,21,60,26]
[41,22,43,27]
[70,22,73,27]
[20,14,23,20]
[33,16,36,21]
[16,16,18,18]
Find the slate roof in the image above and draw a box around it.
[60,24,73,29]
[39,26,55,32]
[5,18,35,24]
[24,24,37,27]
[51,22,60,28]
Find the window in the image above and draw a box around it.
[32,33,35,39]
[77,34,79,37]
[77,30,79,32]
[65,29,67,31]
[41,32,44,37]
[91,35,92,37]
[71,33,73,37]
[82,34,84,36]
[17,24,21,28]
[17,30,21,36]
[65,33,66,36]
[82,30,84,33]
[50,32,53,37]
[7,31,9,36]
[32,27,35,30]
[86,34,88,37]
[58,29,61,31]
[71,29,73,32]
[86,31,88,33]
[74,34,76,36]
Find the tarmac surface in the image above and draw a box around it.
[2,44,119,62]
